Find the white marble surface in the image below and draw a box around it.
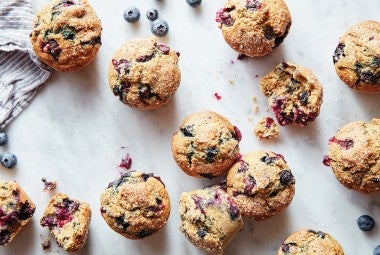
[1,0,380,254]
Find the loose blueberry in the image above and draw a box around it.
[374,245,380,255]
[0,152,17,168]
[151,19,169,37]
[123,6,140,23]
[0,133,8,146]
[357,215,375,231]
[146,8,159,21]
[186,0,202,8]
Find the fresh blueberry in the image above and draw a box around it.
[374,245,380,255]
[151,19,169,37]
[123,6,140,23]
[146,8,159,21]
[0,152,17,168]
[186,0,202,8]
[0,133,8,146]
[357,215,375,231]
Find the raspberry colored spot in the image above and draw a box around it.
[328,136,354,149]
[237,160,249,173]
[42,39,61,61]
[119,154,132,169]
[214,92,222,100]
[192,196,205,214]
[322,155,331,166]
[265,117,274,128]
[234,153,242,161]
[232,126,242,142]
[136,53,155,62]
[112,59,131,74]
[55,208,73,228]
[243,175,256,195]
[155,43,170,54]
[215,8,234,26]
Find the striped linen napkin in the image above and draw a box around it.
[0,0,51,129]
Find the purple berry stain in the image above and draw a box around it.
[233,126,242,142]
[328,136,354,150]
[265,117,274,128]
[119,154,132,169]
[215,8,234,26]
[246,0,262,11]
[322,155,331,166]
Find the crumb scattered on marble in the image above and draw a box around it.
[255,74,259,78]
[41,240,51,250]
[119,153,132,169]
[228,80,234,85]
[254,117,280,140]
[214,92,222,100]
[230,59,235,65]
[42,178,57,191]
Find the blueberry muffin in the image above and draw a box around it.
[326,118,380,194]
[40,193,91,252]
[216,0,291,57]
[179,185,243,254]
[254,116,280,140]
[333,20,380,93]
[0,181,35,245]
[171,110,241,178]
[108,37,181,110]
[100,171,170,239]
[277,229,345,255]
[30,0,102,72]
[226,151,295,220]
[260,61,323,126]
